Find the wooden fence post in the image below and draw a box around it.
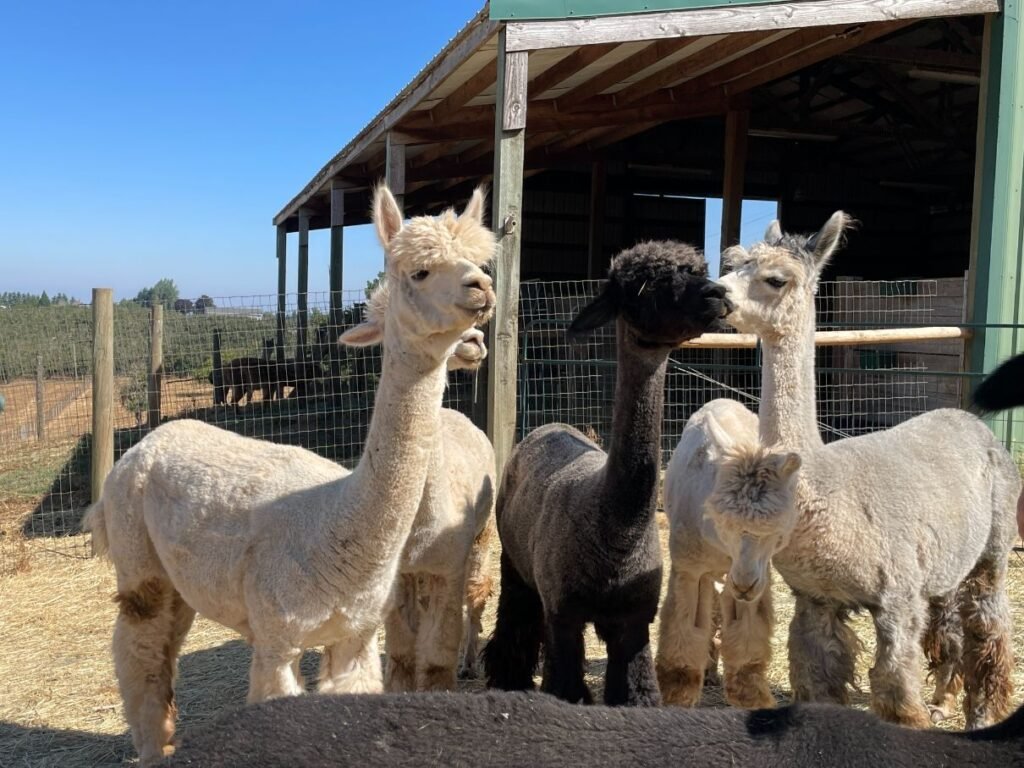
[35,353,45,441]
[91,288,114,506]
[148,304,164,428]
[212,329,225,405]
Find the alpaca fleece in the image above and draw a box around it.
[164,691,1024,768]
[484,241,731,706]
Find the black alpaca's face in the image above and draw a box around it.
[615,270,733,346]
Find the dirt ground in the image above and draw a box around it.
[1,525,1023,767]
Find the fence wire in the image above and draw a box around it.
[0,276,1016,575]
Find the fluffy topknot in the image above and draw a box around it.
[607,240,708,288]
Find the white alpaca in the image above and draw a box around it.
[354,283,497,689]
[658,399,801,708]
[83,184,496,765]
[717,213,1017,729]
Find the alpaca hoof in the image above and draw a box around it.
[657,667,703,707]
[457,663,479,680]
[929,706,948,725]
[704,667,722,687]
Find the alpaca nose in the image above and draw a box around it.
[464,272,493,292]
[731,579,756,600]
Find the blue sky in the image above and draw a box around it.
[0,1,774,301]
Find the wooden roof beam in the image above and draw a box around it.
[556,36,712,110]
[841,42,980,72]
[428,55,498,125]
[614,29,781,105]
[504,0,997,51]
[528,43,621,97]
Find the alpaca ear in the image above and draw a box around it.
[805,211,851,266]
[567,287,618,341]
[338,319,384,347]
[705,413,735,452]
[764,220,783,245]
[722,245,749,270]
[462,186,487,226]
[777,452,802,479]
[372,184,404,248]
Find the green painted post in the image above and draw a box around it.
[968,5,1024,448]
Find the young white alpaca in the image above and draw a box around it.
[658,399,801,709]
[82,185,496,765]
[718,214,1018,729]
[356,283,497,690]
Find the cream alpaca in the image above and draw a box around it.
[353,282,497,689]
[718,214,1017,729]
[658,399,801,709]
[83,185,496,765]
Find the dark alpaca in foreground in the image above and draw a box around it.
[164,691,1024,767]
[483,241,731,707]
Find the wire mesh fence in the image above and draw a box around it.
[0,276,1017,575]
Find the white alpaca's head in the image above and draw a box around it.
[339,185,496,360]
[703,413,801,603]
[341,277,488,371]
[717,211,852,341]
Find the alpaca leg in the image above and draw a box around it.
[922,591,963,723]
[383,575,418,692]
[248,643,304,703]
[597,619,660,707]
[867,597,931,728]
[705,585,723,687]
[787,595,860,704]
[319,632,383,695]
[719,582,775,709]
[541,613,592,704]
[414,574,464,691]
[111,577,183,767]
[656,570,715,707]
[959,558,1015,729]
[483,552,543,691]
[459,519,495,679]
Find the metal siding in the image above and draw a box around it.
[490,0,778,21]
[969,1,1024,445]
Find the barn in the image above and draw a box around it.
[272,0,1024,474]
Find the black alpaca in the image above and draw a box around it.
[165,691,1024,768]
[483,241,731,706]
[974,350,1024,412]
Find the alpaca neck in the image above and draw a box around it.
[332,328,447,564]
[602,318,668,520]
[759,309,823,453]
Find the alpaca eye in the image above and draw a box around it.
[765,276,787,289]
[411,270,430,282]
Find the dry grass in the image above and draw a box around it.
[1,525,1023,766]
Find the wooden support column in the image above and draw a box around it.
[276,224,287,364]
[297,208,310,356]
[35,353,45,442]
[329,182,346,394]
[386,133,407,210]
[486,29,528,482]
[588,158,607,279]
[721,109,750,253]
[148,304,163,429]
[212,329,225,406]
[91,288,114,507]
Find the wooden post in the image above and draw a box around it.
[297,209,310,357]
[588,158,607,279]
[212,329,225,406]
[386,132,407,210]
[720,109,750,253]
[91,288,114,505]
[486,29,528,482]
[276,224,287,366]
[329,183,346,393]
[35,353,45,441]
[148,304,163,429]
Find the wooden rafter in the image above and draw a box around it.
[556,36,711,109]
[528,43,621,97]
[842,42,980,72]
[613,29,781,105]
[428,56,498,124]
